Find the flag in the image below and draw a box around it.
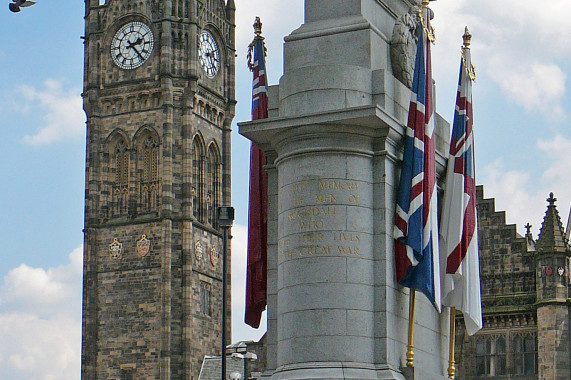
[394,7,441,310]
[245,21,268,328]
[440,29,482,335]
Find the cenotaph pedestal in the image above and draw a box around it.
[240,1,451,379]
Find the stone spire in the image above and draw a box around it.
[566,206,571,243]
[536,192,570,253]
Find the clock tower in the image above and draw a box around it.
[81,1,235,379]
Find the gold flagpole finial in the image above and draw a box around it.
[422,0,430,7]
[247,17,267,71]
[253,16,263,37]
[461,26,476,81]
[463,26,472,48]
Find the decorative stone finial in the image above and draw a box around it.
[547,192,557,206]
[463,26,472,48]
[253,16,262,37]
[525,223,533,236]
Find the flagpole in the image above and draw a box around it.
[405,0,429,369]
[448,307,456,378]
[447,26,474,380]
[406,289,416,367]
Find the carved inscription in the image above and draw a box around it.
[279,179,369,260]
[279,232,362,259]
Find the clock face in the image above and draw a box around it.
[111,21,154,70]
[199,30,220,78]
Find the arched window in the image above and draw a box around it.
[139,133,159,213]
[111,138,129,217]
[206,144,222,228]
[192,136,205,223]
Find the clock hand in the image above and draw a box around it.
[126,37,144,51]
[131,46,145,60]
[126,38,146,60]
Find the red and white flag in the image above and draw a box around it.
[440,32,482,335]
[245,22,268,328]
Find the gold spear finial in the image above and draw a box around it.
[463,26,472,48]
[253,16,263,37]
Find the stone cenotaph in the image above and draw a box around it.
[240,1,451,379]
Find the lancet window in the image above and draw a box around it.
[206,144,222,228]
[111,138,130,217]
[199,281,211,316]
[139,133,160,213]
[192,137,206,223]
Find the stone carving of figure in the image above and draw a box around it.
[390,5,421,88]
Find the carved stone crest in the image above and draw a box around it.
[557,266,565,277]
[390,6,421,88]
[109,238,122,259]
[390,3,436,88]
[545,266,553,276]
[210,247,219,267]
[195,241,203,261]
[137,234,151,258]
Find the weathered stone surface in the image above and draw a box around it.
[81,1,236,379]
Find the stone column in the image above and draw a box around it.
[240,1,449,379]
[276,125,377,379]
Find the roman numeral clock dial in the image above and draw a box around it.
[111,21,154,70]
[199,30,220,78]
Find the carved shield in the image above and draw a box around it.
[137,235,151,257]
[195,241,203,261]
[109,238,122,259]
[210,247,219,267]
[557,267,565,277]
[545,266,553,276]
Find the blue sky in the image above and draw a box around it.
[0,1,570,379]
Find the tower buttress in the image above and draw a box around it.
[534,193,571,380]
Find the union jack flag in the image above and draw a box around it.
[394,7,441,310]
[245,19,269,329]
[440,30,482,335]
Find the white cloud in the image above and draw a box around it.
[481,135,571,237]
[231,223,267,343]
[430,1,570,121]
[0,313,80,380]
[16,79,85,146]
[489,62,566,121]
[0,247,82,380]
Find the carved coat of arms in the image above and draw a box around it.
[195,241,203,261]
[109,238,122,259]
[137,235,151,257]
[210,247,219,267]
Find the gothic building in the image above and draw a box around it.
[455,186,571,380]
[80,1,236,379]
